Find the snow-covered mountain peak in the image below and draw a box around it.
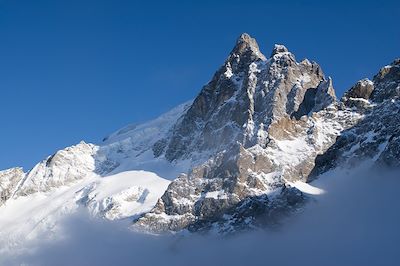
[151,34,337,165]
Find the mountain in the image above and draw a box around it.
[0,102,192,244]
[154,33,337,163]
[135,34,360,232]
[0,34,399,244]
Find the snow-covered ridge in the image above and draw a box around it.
[9,100,193,197]
[0,99,192,248]
[102,100,192,146]
[0,170,170,251]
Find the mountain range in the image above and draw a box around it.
[0,33,399,244]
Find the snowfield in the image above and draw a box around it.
[0,170,170,253]
[0,100,192,253]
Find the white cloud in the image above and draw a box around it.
[1,168,399,266]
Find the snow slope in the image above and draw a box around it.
[0,170,170,253]
[0,101,193,252]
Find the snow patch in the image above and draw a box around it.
[205,190,229,200]
[289,181,325,195]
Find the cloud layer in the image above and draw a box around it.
[2,169,399,266]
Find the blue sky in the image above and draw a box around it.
[0,0,399,170]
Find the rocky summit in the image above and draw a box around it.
[0,33,399,238]
[155,33,336,163]
[135,33,359,233]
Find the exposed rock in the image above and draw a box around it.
[309,60,400,180]
[376,133,400,168]
[342,78,375,111]
[292,78,336,119]
[370,59,400,102]
[345,78,374,100]
[159,33,334,163]
[136,33,359,233]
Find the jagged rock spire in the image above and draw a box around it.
[154,33,336,163]
[225,33,266,74]
[229,33,266,61]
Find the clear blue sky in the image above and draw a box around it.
[0,0,399,170]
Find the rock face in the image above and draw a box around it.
[370,59,400,102]
[155,33,336,163]
[341,78,374,110]
[341,59,399,111]
[344,78,374,100]
[310,59,400,179]
[135,33,360,233]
